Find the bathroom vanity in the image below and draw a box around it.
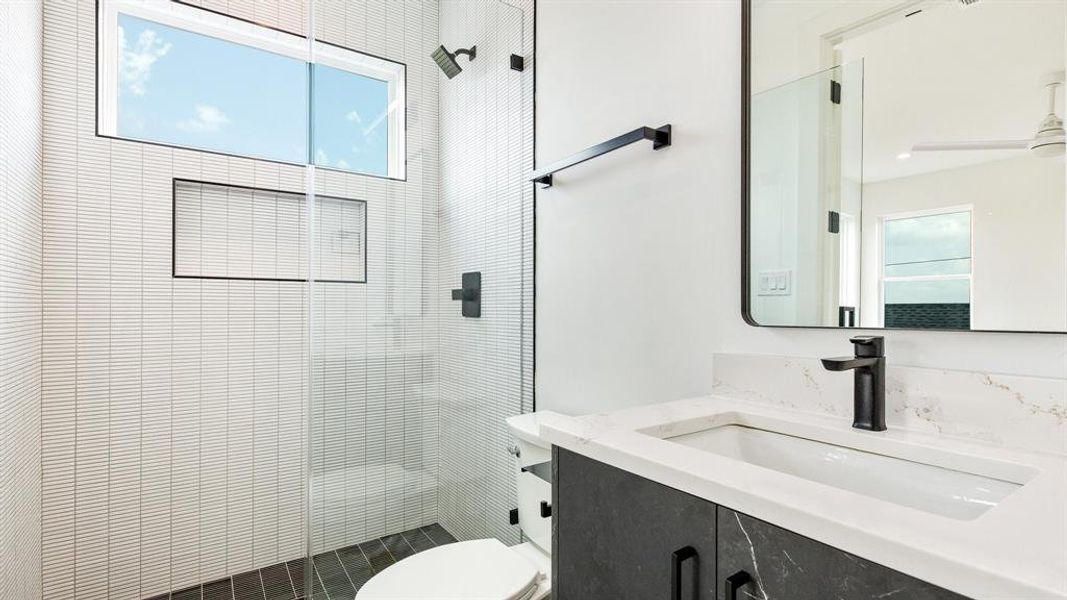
[540,398,1067,600]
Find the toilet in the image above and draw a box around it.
[356,411,559,600]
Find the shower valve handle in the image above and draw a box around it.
[451,288,476,301]
[451,272,481,318]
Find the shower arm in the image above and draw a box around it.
[454,46,477,61]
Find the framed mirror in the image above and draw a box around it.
[742,0,1067,333]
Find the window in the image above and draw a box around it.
[880,208,972,329]
[98,0,406,179]
[311,44,405,178]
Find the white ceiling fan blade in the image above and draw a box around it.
[912,139,1032,152]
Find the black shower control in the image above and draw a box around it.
[451,271,481,318]
[510,54,525,71]
[509,508,519,525]
[540,501,552,518]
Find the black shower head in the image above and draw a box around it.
[431,44,476,79]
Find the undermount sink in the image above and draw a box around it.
[666,424,1036,520]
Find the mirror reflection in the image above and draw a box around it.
[747,0,1067,332]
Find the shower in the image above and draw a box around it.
[0,0,532,597]
[432,44,477,78]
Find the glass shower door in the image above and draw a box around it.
[305,0,532,598]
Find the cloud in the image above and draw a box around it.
[176,104,230,133]
[119,26,172,96]
[315,148,329,164]
[345,110,364,125]
[336,159,351,169]
[360,109,387,138]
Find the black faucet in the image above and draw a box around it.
[821,336,886,432]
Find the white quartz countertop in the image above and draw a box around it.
[539,396,1067,599]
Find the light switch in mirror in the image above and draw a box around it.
[743,0,1067,333]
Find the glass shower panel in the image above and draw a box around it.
[437,0,532,547]
[306,2,442,599]
[306,0,532,598]
[748,60,864,328]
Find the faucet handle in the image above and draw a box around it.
[849,336,884,358]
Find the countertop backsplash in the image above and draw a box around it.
[712,353,1067,456]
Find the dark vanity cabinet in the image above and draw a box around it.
[717,508,969,600]
[553,447,969,600]
[552,447,718,599]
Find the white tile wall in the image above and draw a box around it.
[40,1,312,598]
[437,0,535,545]
[0,1,44,598]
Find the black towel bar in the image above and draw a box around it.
[529,124,672,188]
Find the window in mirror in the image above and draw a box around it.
[881,209,972,330]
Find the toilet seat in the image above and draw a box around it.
[355,539,544,600]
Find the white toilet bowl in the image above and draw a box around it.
[355,412,560,600]
[355,539,550,600]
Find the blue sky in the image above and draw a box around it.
[312,63,389,176]
[117,14,391,176]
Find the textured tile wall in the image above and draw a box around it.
[0,1,44,598]
[173,180,311,282]
[437,0,535,545]
[173,180,367,283]
[40,0,439,597]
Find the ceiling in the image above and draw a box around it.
[836,0,1066,182]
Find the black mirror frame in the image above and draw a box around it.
[739,0,1065,335]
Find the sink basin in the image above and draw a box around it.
[667,424,1034,520]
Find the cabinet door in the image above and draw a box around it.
[716,507,970,600]
[553,446,718,600]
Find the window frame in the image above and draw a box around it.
[877,205,974,327]
[96,0,407,181]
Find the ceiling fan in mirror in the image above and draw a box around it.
[912,71,1066,158]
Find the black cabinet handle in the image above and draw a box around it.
[724,570,753,600]
[539,500,552,518]
[670,546,697,600]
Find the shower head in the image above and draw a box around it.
[431,44,476,79]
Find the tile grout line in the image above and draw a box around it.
[283,560,299,599]
[255,567,267,600]
[332,549,359,596]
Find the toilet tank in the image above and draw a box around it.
[506,412,563,554]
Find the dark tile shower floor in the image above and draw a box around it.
[145,523,458,600]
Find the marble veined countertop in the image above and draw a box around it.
[539,396,1067,599]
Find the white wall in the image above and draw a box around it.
[860,156,1067,332]
[536,0,1067,417]
[0,1,43,598]
[535,0,723,414]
